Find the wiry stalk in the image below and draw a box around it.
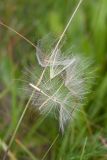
[50,0,83,78]
[3,73,44,159]
[2,93,34,160]
[0,21,36,49]
[1,1,83,159]
[41,134,59,160]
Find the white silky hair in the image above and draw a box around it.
[36,43,76,78]
[28,76,78,133]
[23,48,93,133]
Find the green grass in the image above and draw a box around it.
[0,0,107,159]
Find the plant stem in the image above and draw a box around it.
[3,92,34,160]
[41,134,59,160]
[0,21,36,49]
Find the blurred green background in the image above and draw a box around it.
[0,0,107,159]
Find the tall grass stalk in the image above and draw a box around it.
[1,0,83,159]
[41,134,59,160]
[80,137,88,160]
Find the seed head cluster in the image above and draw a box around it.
[23,36,92,133]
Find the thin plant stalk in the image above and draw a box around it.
[15,139,37,160]
[1,0,83,159]
[80,137,88,160]
[51,0,83,72]
[3,71,46,159]
[0,139,17,160]
[41,134,59,160]
[3,92,34,160]
[0,21,36,49]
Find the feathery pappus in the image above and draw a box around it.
[23,36,93,133]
